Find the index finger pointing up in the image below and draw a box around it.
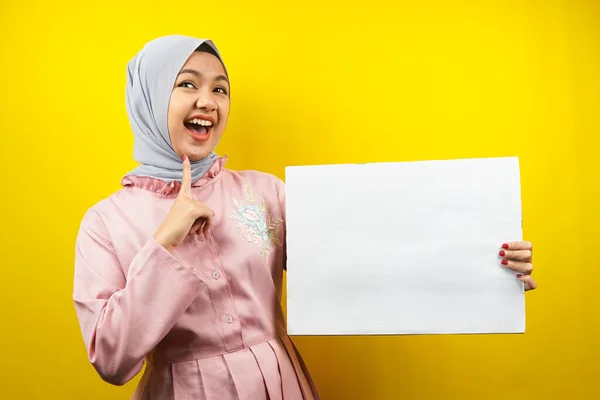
[180,154,192,198]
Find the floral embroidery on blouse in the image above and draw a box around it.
[230,184,283,263]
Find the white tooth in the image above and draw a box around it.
[188,118,213,126]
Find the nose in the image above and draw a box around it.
[195,88,217,111]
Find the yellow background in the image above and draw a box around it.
[1,0,598,399]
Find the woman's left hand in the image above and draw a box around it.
[499,241,537,291]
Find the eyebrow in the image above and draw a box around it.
[178,69,229,85]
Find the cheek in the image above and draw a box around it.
[167,97,188,148]
[218,100,231,126]
[167,95,186,127]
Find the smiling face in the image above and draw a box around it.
[167,50,230,161]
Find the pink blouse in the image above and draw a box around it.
[73,157,318,399]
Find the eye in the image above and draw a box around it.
[214,87,228,95]
[178,81,196,89]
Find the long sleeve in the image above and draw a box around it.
[72,209,206,386]
[275,177,287,271]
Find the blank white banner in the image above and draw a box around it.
[285,157,525,335]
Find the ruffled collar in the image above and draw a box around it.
[121,157,227,195]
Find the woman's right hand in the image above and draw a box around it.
[153,155,213,253]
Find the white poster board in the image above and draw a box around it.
[285,157,524,335]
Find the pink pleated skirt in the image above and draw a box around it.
[132,335,318,400]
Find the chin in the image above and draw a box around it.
[185,145,214,161]
[188,152,211,162]
[178,132,221,161]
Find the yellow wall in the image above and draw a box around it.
[1,1,598,398]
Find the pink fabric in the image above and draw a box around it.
[73,158,318,399]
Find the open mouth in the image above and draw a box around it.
[184,117,214,141]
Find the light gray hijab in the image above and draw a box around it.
[124,35,227,183]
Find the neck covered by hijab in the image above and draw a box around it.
[123,35,227,184]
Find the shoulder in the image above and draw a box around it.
[77,193,115,235]
[223,168,284,194]
[76,198,112,246]
[77,186,142,234]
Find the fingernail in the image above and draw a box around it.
[501,259,508,265]
[499,250,506,257]
[182,154,187,161]
[502,243,509,249]
[516,274,523,278]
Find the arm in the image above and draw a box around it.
[72,209,205,386]
[275,177,287,271]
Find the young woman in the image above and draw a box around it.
[73,34,536,400]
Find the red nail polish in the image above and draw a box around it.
[499,250,506,257]
[501,259,508,265]
[182,155,187,161]
[516,274,523,278]
[502,243,509,249]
